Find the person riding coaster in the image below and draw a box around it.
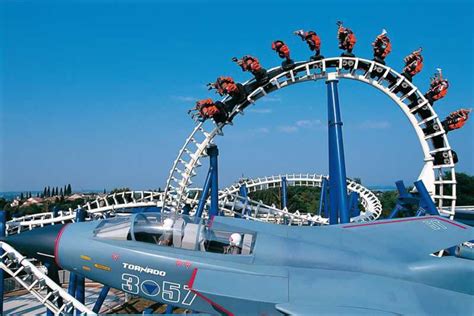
[190,98,228,123]
[294,29,324,61]
[207,76,238,96]
[232,55,269,84]
[337,21,356,57]
[402,48,423,81]
[271,40,294,70]
[442,108,472,132]
[425,68,449,104]
[207,76,247,104]
[372,29,391,64]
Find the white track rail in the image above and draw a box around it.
[220,173,382,222]
[0,242,95,315]
[163,57,456,217]
[6,172,382,233]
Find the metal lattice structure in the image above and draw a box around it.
[162,57,456,217]
[6,172,382,233]
[0,242,94,315]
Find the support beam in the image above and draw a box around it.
[415,180,439,216]
[75,208,86,315]
[208,144,219,217]
[348,192,360,217]
[326,73,350,224]
[93,286,110,313]
[318,178,329,218]
[194,167,213,222]
[0,210,5,315]
[281,176,288,210]
[239,184,249,217]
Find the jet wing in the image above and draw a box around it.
[333,216,473,258]
[188,267,288,303]
[275,303,396,315]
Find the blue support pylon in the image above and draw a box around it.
[239,184,249,217]
[281,176,288,209]
[414,180,439,216]
[194,167,213,222]
[0,210,5,315]
[348,192,360,217]
[318,178,329,217]
[47,206,60,316]
[75,208,86,315]
[93,286,110,313]
[208,144,219,217]
[326,74,350,224]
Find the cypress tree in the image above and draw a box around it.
[20,192,24,200]
[67,184,72,195]
[43,187,47,198]
[55,187,59,196]
[103,189,106,194]
[47,186,51,197]
[60,188,63,196]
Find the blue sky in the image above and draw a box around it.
[1,0,473,192]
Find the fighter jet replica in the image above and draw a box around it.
[4,212,474,315]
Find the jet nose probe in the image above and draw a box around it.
[2,224,66,262]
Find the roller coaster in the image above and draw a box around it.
[0,24,470,315]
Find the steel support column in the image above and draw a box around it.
[75,208,86,315]
[0,210,5,315]
[326,73,350,224]
[415,180,439,215]
[239,184,249,217]
[281,176,288,209]
[93,286,110,313]
[208,144,219,217]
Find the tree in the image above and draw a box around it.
[47,186,51,197]
[103,189,106,194]
[36,192,39,198]
[43,187,47,198]
[20,192,24,200]
[60,188,63,196]
[66,184,72,195]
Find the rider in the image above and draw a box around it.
[372,29,391,64]
[232,55,268,84]
[402,48,423,81]
[425,68,449,104]
[272,40,294,69]
[224,233,242,255]
[158,218,174,246]
[442,109,471,132]
[191,98,228,123]
[294,29,323,60]
[337,21,356,56]
[207,76,239,96]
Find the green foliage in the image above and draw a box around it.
[110,187,131,194]
[444,172,474,205]
[249,186,321,213]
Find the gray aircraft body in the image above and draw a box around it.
[5,213,474,315]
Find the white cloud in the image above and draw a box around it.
[260,96,282,103]
[171,95,196,102]
[255,127,270,134]
[358,120,391,129]
[249,108,273,114]
[278,125,298,133]
[296,119,322,128]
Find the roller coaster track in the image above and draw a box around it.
[0,242,94,315]
[162,57,457,217]
[6,172,382,233]
[220,173,382,222]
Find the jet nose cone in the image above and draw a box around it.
[3,224,66,261]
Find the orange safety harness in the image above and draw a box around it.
[272,40,291,59]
